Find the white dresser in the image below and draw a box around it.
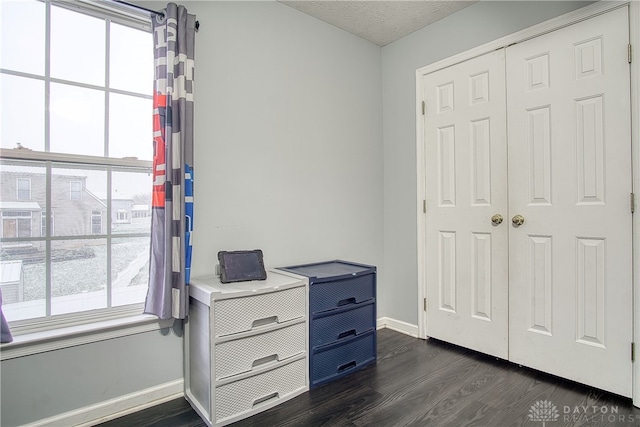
[185,270,309,426]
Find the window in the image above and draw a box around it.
[116,209,128,222]
[91,210,102,234]
[41,210,53,237]
[0,0,153,330]
[2,211,32,239]
[17,178,31,200]
[70,180,82,201]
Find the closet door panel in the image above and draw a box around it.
[423,49,509,359]
[507,6,632,397]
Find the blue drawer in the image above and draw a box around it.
[310,273,375,314]
[311,302,375,348]
[311,330,376,388]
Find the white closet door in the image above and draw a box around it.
[423,49,509,359]
[507,7,632,397]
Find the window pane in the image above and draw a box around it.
[112,237,148,307]
[51,239,107,315]
[2,213,33,239]
[91,210,102,234]
[0,0,45,75]
[0,74,45,151]
[50,83,105,156]
[17,217,31,237]
[70,181,82,201]
[17,178,31,200]
[0,241,47,321]
[0,160,46,234]
[110,23,153,95]
[111,170,152,234]
[50,5,105,86]
[51,166,106,237]
[109,94,152,160]
[41,210,53,237]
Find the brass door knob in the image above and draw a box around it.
[512,214,525,226]
[491,214,503,226]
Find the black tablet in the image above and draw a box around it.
[218,250,267,283]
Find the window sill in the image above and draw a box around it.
[0,314,174,361]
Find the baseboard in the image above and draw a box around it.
[376,316,419,338]
[22,379,184,427]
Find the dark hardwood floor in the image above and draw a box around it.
[98,328,640,426]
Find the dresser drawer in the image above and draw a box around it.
[311,330,375,387]
[215,322,306,380]
[214,286,305,337]
[215,358,306,423]
[310,273,375,314]
[311,302,375,348]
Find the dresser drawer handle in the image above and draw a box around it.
[337,297,356,307]
[337,329,357,340]
[337,361,357,372]
[253,392,279,407]
[252,316,278,328]
[252,354,279,368]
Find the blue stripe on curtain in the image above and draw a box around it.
[145,3,196,320]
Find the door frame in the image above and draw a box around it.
[415,0,640,406]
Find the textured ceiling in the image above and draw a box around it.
[279,1,477,46]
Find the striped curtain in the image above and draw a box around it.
[145,3,196,320]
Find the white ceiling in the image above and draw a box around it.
[279,1,477,46]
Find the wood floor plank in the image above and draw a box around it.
[97,329,640,427]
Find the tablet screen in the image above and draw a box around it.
[218,250,267,283]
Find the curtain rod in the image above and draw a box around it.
[112,0,200,31]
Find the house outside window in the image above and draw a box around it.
[70,180,82,201]
[0,0,153,331]
[17,178,31,200]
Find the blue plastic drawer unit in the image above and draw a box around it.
[311,302,375,348]
[278,260,377,388]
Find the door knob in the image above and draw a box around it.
[491,214,503,226]
[512,214,525,226]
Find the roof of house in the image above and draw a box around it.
[0,201,42,210]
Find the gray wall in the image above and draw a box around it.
[0,329,183,426]
[184,1,383,276]
[380,1,594,325]
[0,2,382,426]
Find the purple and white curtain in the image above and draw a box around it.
[145,3,196,320]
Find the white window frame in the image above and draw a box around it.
[16,178,31,200]
[0,0,164,352]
